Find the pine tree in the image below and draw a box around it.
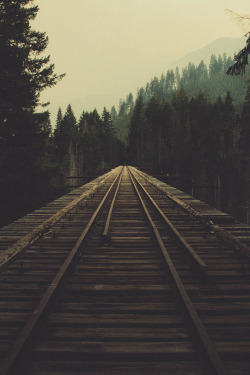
[219,92,237,211]
[197,60,208,80]
[55,108,63,132]
[118,100,126,117]
[0,1,64,134]
[240,83,250,154]
[240,83,250,223]
[145,97,163,167]
[125,93,134,113]
[58,105,77,175]
[189,91,211,198]
[110,106,117,121]
[172,88,190,181]
[102,107,115,166]
[0,0,64,225]
[227,35,250,75]
[128,95,148,165]
[223,92,236,157]
[166,70,175,93]
[209,54,219,77]
[175,67,181,89]
[160,101,175,171]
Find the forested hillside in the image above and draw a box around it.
[0,1,124,227]
[112,54,249,143]
[0,1,249,227]
[53,105,125,184]
[121,91,249,223]
[106,53,249,223]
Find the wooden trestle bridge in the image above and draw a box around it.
[0,166,250,375]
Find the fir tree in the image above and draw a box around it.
[102,107,115,167]
[0,0,64,226]
[240,83,250,154]
[227,35,250,75]
[128,95,147,165]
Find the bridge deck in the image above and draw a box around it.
[0,166,250,375]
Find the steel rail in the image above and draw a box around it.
[127,167,225,375]
[134,167,250,261]
[0,169,116,272]
[102,166,124,242]
[129,167,207,279]
[2,167,124,375]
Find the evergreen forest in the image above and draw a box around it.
[0,1,249,227]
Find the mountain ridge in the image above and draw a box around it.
[168,36,245,70]
[48,36,247,123]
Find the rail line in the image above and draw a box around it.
[0,166,250,375]
[133,167,250,261]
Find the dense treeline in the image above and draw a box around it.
[113,54,250,143]
[1,99,123,227]
[109,53,250,223]
[126,87,250,223]
[1,1,249,228]
[0,0,64,227]
[0,1,123,227]
[53,105,125,185]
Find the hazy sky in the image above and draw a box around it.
[33,0,249,122]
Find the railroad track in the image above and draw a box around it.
[1,166,250,375]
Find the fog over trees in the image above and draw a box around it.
[0,1,249,226]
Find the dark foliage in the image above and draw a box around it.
[227,35,250,75]
[126,87,249,223]
[0,0,64,226]
[113,53,249,146]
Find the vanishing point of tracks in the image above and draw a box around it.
[1,166,250,375]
